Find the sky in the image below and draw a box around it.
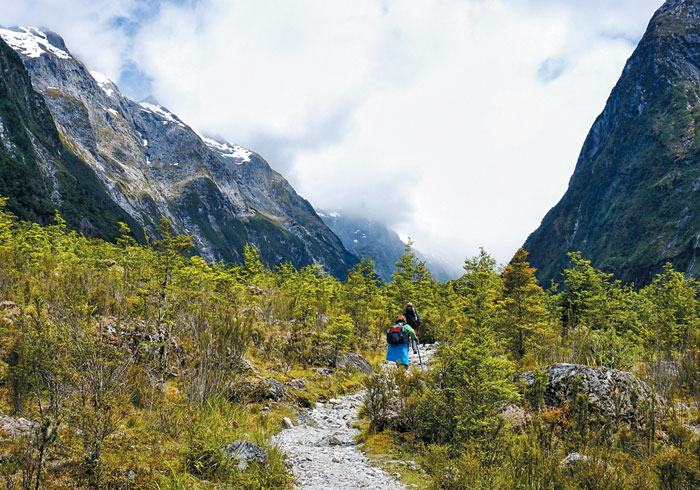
[4,0,666,274]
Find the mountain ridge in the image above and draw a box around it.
[0,26,357,277]
[318,209,455,282]
[524,0,700,287]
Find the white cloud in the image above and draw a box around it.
[5,0,666,271]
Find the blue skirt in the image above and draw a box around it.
[386,343,410,366]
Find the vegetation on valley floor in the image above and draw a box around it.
[1,198,700,488]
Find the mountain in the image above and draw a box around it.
[317,210,455,282]
[523,0,700,287]
[0,27,141,240]
[0,27,356,277]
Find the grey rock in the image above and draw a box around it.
[337,353,373,375]
[0,415,37,438]
[285,378,307,391]
[559,452,591,469]
[519,363,660,427]
[228,376,287,402]
[501,404,532,433]
[282,417,294,429]
[221,440,268,470]
[317,435,346,446]
[313,368,334,376]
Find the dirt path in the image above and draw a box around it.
[272,345,437,489]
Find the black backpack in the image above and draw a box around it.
[387,324,408,345]
[405,308,420,328]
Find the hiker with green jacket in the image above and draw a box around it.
[386,314,417,367]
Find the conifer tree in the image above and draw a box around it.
[389,240,434,308]
[500,248,547,360]
[453,248,502,339]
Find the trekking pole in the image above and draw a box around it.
[415,340,424,370]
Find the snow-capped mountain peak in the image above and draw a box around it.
[0,26,71,60]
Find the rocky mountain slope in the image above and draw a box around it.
[524,0,700,287]
[318,210,454,281]
[0,29,140,239]
[0,27,356,277]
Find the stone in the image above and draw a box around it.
[221,440,268,470]
[336,353,373,375]
[0,415,37,438]
[501,404,532,433]
[559,452,590,469]
[313,367,334,377]
[317,435,345,446]
[519,363,661,427]
[228,376,287,403]
[285,378,307,390]
[282,417,294,429]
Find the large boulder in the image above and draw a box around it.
[519,363,660,426]
[336,353,373,375]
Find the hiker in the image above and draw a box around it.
[404,302,421,350]
[386,314,417,367]
[403,302,420,334]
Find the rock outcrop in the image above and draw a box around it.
[519,363,660,426]
[336,353,373,375]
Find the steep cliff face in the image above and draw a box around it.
[0,27,356,277]
[524,0,700,286]
[0,31,140,239]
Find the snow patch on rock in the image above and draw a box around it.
[0,27,71,60]
[203,136,252,163]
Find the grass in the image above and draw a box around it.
[357,426,430,489]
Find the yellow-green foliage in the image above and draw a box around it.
[3,199,700,489]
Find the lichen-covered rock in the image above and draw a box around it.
[336,353,373,375]
[221,440,268,470]
[228,376,287,402]
[519,363,660,426]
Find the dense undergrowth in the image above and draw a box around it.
[0,198,386,489]
[2,195,700,488]
[361,249,700,489]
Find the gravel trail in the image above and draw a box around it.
[272,345,437,490]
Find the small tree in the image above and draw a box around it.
[324,313,355,363]
[389,240,435,310]
[416,333,520,447]
[452,248,503,339]
[500,248,548,360]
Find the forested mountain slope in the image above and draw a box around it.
[524,0,700,286]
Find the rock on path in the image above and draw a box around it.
[272,344,437,490]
